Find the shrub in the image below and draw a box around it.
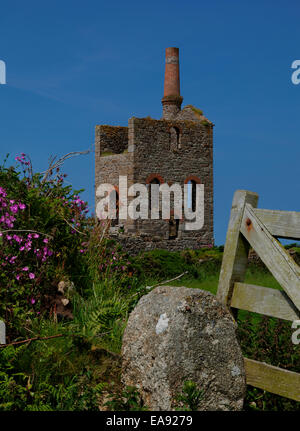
[104,384,148,411]
[131,248,222,282]
[0,342,105,411]
[0,153,91,336]
[237,312,300,411]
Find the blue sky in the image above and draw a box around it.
[0,0,299,245]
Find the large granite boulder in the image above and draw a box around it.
[122,286,246,411]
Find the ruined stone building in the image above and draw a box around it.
[95,47,214,254]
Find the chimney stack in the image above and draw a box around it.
[162,47,183,120]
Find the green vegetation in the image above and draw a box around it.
[184,105,203,117]
[100,148,128,157]
[174,380,205,411]
[0,153,299,411]
[104,385,148,411]
[238,312,300,411]
[100,151,115,157]
[0,279,142,411]
[162,95,183,103]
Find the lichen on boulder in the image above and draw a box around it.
[121,285,246,411]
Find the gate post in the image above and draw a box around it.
[217,190,259,310]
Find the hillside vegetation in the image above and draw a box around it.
[0,154,299,411]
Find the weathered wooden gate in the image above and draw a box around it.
[217,190,300,401]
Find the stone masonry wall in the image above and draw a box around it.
[129,116,213,246]
[95,110,214,253]
[110,233,213,256]
[95,125,134,232]
[95,125,128,155]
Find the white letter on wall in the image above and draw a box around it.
[95,183,116,220]
[184,183,205,231]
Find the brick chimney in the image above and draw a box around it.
[161,47,183,120]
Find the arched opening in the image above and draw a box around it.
[169,126,181,151]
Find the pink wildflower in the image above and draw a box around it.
[10,204,19,214]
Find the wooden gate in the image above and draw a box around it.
[217,190,300,401]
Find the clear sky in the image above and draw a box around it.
[0,0,299,245]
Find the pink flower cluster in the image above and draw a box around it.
[0,185,53,282]
[70,195,89,215]
[15,153,30,166]
[67,194,89,234]
[0,187,26,230]
[98,246,131,275]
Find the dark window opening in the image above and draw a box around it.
[188,180,197,212]
[148,178,160,212]
[169,214,179,239]
[110,190,119,226]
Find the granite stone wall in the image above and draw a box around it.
[95,125,134,232]
[95,125,128,155]
[94,105,214,254]
[128,116,213,245]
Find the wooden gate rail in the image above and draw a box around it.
[217,190,300,402]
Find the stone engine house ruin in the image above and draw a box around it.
[95,47,214,254]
